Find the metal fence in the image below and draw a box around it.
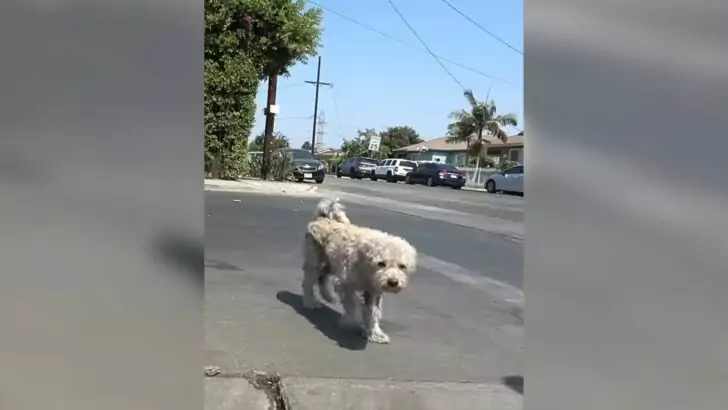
[460,167,499,187]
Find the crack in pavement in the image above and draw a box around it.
[207,370,290,410]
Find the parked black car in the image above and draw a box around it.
[274,148,325,183]
[336,156,379,179]
[404,162,466,189]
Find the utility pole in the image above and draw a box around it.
[261,75,279,180]
[305,56,332,155]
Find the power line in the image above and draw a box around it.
[328,86,344,139]
[438,0,522,55]
[385,0,467,91]
[307,0,516,86]
[276,116,313,121]
[278,82,308,90]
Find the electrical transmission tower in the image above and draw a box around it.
[314,111,326,152]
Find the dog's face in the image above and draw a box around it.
[366,237,417,294]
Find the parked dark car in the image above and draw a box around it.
[336,156,379,179]
[404,162,466,189]
[274,148,325,183]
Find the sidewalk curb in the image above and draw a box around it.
[205,370,291,410]
[283,376,523,410]
[205,376,272,410]
[204,179,320,196]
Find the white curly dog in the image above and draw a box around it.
[301,198,417,344]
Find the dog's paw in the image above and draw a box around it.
[367,330,390,344]
[302,299,324,309]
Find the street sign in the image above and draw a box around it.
[368,135,381,152]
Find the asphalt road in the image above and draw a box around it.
[320,175,524,224]
[205,189,524,385]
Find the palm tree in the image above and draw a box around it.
[445,108,477,165]
[446,89,518,184]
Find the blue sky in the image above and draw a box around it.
[251,0,523,149]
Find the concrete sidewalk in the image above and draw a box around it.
[205,377,270,410]
[205,374,523,410]
[204,178,321,196]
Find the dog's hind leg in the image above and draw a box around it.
[302,234,326,309]
[362,292,389,344]
[318,273,337,304]
[337,283,362,330]
[302,261,324,309]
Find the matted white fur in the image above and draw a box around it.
[302,198,417,344]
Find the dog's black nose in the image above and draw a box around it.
[387,279,399,288]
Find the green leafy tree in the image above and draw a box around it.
[205,0,261,179]
[233,0,323,80]
[340,128,391,159]
[248,131,290,151]
[379,125,422,154]
[204,0,323,179]
[446,90,518,181]
[301,141,313,151]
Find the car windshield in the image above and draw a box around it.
[283,150,314,160]
[360,158,378,165]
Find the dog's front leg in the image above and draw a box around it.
[337,283,362,330]
[362,292,389,344]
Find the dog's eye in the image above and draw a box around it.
[398,264,407,270]
[377,261,386,267]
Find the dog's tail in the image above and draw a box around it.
[314,198,350,223]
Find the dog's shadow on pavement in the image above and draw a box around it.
[502,375,523,395]
[276,291,368,351]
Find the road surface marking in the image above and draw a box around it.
[418,253,524,319]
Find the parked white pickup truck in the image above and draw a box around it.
[370,158,419,183]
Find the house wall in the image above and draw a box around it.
[507,148,523,162]
[396,146,524,166]
[399,151,465,165]
[488,147,524,164]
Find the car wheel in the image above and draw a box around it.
[451,185,462,190]
[350,168,358,179]
[336,169,342,178]
[297,178,305,183]
[405,174,414,185]
[386,172,396,183]
[426,177,436,187]
[485,180,496,193]
[315,178,324,184]
[370,171,377,181]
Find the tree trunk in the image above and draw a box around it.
[474,128,483,185]
[261,75,278,180]
[473,156,481,185]
[465,139,470,168]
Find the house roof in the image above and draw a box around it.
[315,147,341,154]
[394,132,524,153]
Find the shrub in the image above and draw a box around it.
[497,160,520,171]
[481,157,497,168]
[242,153,293,181]
[269,154,293,181]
